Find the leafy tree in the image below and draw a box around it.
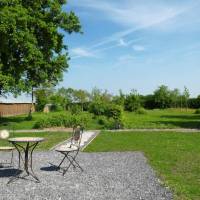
[34,88,53,111]
[170,88,181,108]
[124,89,141,111]
[73,89,89,111]
[0,0,81,96]
[142,94,156,109]
[113,89,125,107]
[182,86,190,109]
[153,85,171,108]
[90,87,112,103]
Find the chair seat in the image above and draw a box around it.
[55,145,78,152]
[0,146,15,151]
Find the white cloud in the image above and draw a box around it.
[133,45,145,51]
[71,48,95,58]
[70,0,199,59]
[72,0,193,28]
[118,38,127,47]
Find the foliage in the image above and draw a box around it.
[124,89,141,111]
[89,101,108,116]
[0,0,81,96]
[153,85,171,108]
[34,112,92,129]
[34,88,53,111]
[135,107,147,114]
[113,89,125,107]
[194,108,200,114]
[73,89,89,111]
[70,104,82,114]
[96,115,116,129]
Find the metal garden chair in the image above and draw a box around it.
[55,126,84,175]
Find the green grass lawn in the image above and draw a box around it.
[85,131,200,200]
[0,131,70,150]
[0,112,48,130]
[0,108,200,130]
[124,108,200,129]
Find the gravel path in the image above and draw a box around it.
[0,152,172,200]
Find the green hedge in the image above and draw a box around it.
[34,112,92,129]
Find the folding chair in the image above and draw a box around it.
[55,126,83,175]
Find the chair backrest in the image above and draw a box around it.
[70,125,83,149]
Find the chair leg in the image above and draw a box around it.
[62,153,83,175]
[68,154,83,172]
[63,156,77,175]
[58,154,67,168]
[10,150,14,166]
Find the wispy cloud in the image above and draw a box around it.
[70,0,199,59]
[118,38,127,47]
[71,48,96,58]
[73,0,189,28]
[133,45,145,52]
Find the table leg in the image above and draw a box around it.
[7,142,40,184]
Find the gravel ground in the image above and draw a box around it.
[0,151,172,200]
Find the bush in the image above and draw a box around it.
[96,115,116,129]
[89,102,124,129]
[124,91,141,111]
[51,104,64,112]
[89,101,108,116]
[194,108,200,114]
[135,107,147,114]
[34,112,91,129]
[70,104,82,114]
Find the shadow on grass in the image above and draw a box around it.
[155,120,200,129]
[160,115,200,120]
[0,116,27,124]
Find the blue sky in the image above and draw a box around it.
[1,0,200,102]
[61,0,200,97]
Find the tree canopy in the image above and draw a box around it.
[0,0,81,96]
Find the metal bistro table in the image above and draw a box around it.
[8,137,44,184]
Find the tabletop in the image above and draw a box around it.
[8,137,44,143]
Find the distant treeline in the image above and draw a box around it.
[34,85,200,112]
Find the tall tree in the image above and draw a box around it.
[124,89,141,111]
[0,0,81,96]
[153,85,171,108]
[73,89,89,111]
[182,86,190,110]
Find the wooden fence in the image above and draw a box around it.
[0,103,35,117]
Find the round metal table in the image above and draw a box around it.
[8,137,44,184]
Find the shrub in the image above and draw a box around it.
[96,115,116,129]
[51,104,64,112]
[135,107,147,114]
[70,104,82,114]
[194,108,200,114]
[89,101,108,116]
[89,102,124,129]
[34,112,92,129]
[124,91,141,111]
